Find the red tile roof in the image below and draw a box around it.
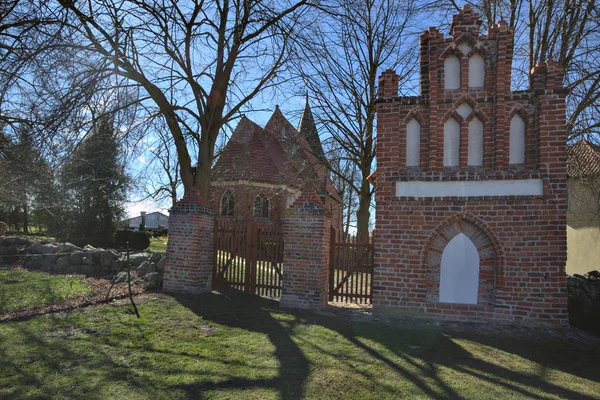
[567,139,600,178]
[213,109,341,204]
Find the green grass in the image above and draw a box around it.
[147,237,168,252]
[0,268,92,314]
[1,292,599,399]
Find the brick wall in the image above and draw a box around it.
[280,186,331,309]
[163,189,215,294]
[373,6,568,325]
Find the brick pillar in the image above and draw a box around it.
[0,222,6,236]
[280,186,331,309]
[163,189,214,294]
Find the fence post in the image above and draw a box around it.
[280,186,331,309]
[329,226,336,301]
[163,189,214,294]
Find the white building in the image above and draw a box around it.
[121,211,169,231]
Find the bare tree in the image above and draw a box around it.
[51,0,312,199]
[294,0,418,235]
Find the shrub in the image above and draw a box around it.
[114,230,151,250]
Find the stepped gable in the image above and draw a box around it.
[212,116,287,185]
[264,107,341,203]
[297,94,326,160]
[568,139,600,178]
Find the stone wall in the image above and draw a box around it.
[373,6,568,325]
[0,237,165,289]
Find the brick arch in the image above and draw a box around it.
[422,213,504,306]
[507,105,534,168]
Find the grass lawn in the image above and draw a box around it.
[1,292,599,399]
[0,268,91,314]
[147,237,168,252]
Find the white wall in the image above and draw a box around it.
[406,118,421,167]
[439,233,480,304]
[468,54,485,88]
[396,179,544,198]
[444,118,460,167]
[509,115,525,164]
[444,56,460,90]
[468,117,484,166]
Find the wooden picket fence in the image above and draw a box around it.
[213,220,284,298]
[329,227,375,304]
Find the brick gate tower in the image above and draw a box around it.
[373,6,568,324]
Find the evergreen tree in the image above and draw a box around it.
[62,116,129,245]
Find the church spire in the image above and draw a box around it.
[297,94,325,160]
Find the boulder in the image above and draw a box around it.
[81,253,93,265]
[100,251,113,267]
[80,265,95,275]
[136,261,150,275]
[82,244,96,251]
[57,242,81,253]
[70,252,84,264]
[157,256,166,271]
[40,256,55,272]
[0,237,29,246]
[27,254,44,269]
[111,260,123,272]
[32,243,59,255]
[114,271,129,284]
[149,252,163,263]
[146,262,158,275]
[129,253,150,266]
[55,256,71,273]
[67,265,82,274]
[143,272,161,289]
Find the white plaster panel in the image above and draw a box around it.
[457,103,473,119]
[395,179,544,198]
[444,56,460,90]
[509,114,525,164]
[406,118,421,167]
[444,118,460,167]
[439,233,480,304]
[468,54,485,88]
[468,117,484,166]
[458,42,472,56]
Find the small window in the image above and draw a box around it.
[221,191,234,216]
[509,114,525,165]
[468,117,484,166]
[406,118,421,167]
[468,53,485,88]
[254,193,269,219]
[444,118,460,167]
[444,55,460,90]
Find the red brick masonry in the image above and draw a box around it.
[373,6,568,325]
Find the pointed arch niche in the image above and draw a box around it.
[444,55,461,90]
[423,215,502,306]
[406,118,421,167]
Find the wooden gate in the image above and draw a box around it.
[329,227,374,304]
[213,220,284,298]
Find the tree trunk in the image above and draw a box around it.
[23,201,28,234]
[356,176,371,237]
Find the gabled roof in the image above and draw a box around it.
[567,139,600,178]
[212,108,341,203]
[212,116,292,185]
[265,107,341,202]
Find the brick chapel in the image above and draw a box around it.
[372,6,568,324]
[211,100,343,229]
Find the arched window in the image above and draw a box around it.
[444,118,460,167]
[221,191,234,216]
[439,233,480,304]
[406,118,421,167]
[509,114,526,165]
[468,54,485,88]
[468,117,484,166]
[254,193,269,219]
[444,55,460,90]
